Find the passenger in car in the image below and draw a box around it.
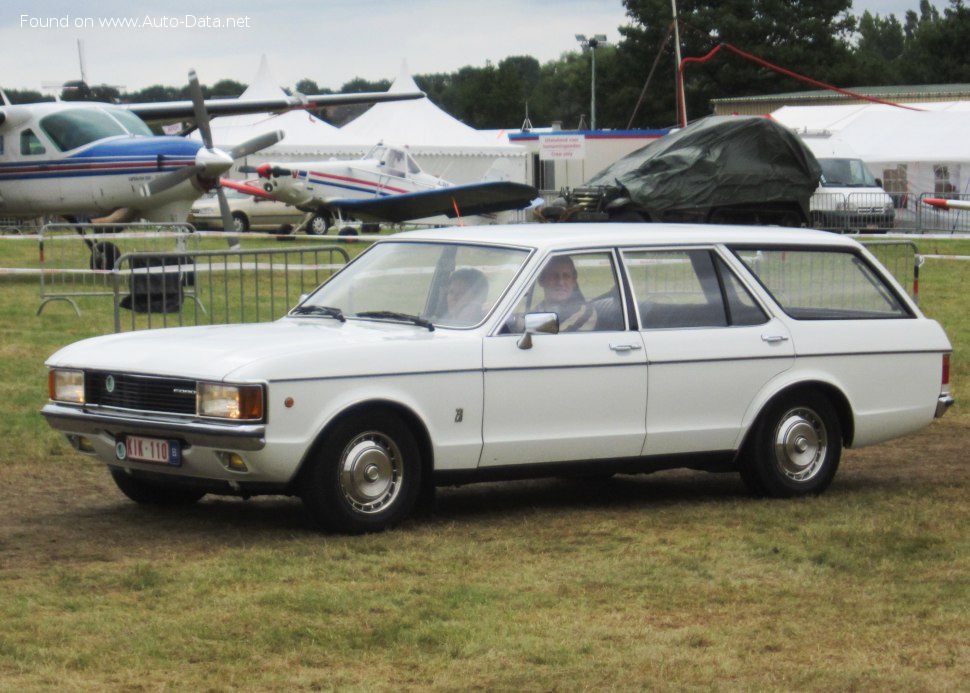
[535,255,597,331]
[441,267,489,326]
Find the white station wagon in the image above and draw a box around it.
[43,225,954,533]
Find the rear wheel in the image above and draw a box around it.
[109,467,206,506]
[300,411,422,533]
[740,391,842,497]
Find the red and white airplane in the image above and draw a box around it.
[0,72,422,230]
[225,143,538,233]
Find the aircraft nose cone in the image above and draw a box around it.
[195,147,234,176]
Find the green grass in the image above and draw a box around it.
[0,234,967,690]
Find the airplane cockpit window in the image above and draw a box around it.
[406,153,422,175]
[40,108,130,152]
[383,148,406,177]
[365,144,387,161]
[108,107,154,137]
[20,129,46,156]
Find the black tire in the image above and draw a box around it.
[308,213,331,235]
[338,226,360,237]
[109,467,206,506]
[300,411,422,533]
[739,391,842,498]
[231,212,249,233]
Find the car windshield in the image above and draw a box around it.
[819,158,879,187]
[294,241,530,328]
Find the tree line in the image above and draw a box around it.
[5,0,968,131]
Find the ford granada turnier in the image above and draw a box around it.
[42,225,954,533]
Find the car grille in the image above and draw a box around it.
[85,372,197,416]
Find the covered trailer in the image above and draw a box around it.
[540,116,821,226]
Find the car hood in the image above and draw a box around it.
[46,318,483,382]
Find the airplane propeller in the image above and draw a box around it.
[140,70,284,244]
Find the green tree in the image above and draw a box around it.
[620,0,856,126]
[208,79,247,98]
[854,11,906,86]
[295,79,326,95]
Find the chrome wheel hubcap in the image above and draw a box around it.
[773,407,827,482]
[339,432,402,514]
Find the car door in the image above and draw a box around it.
[623,247,796,457]
[480,250,647,467]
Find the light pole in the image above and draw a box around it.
[576,33,609,130]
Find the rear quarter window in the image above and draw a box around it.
[731,247,912,320]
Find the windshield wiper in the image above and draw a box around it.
[356,310,435,331]
[291,305,346,322]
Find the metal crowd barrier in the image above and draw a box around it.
[37,223,200,316]
[916,192,970,234]
[111,244,350,332]
[810,192,897,233]
[860,239,922,304]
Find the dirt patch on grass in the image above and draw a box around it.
[2,418,967,573]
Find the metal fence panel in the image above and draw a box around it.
[37,223,200,316]
[112,244,350,332]
[916,192,970,234]
[860,240,922,304]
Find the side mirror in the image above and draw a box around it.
[517,312,559,349]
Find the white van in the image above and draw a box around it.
[802,135,895,231]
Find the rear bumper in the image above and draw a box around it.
[936,394,955,418]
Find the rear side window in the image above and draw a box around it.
[732,248,911,319]
[623,249,767,329]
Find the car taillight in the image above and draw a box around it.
[942,354,951,386]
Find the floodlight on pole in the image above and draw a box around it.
[576,33,610,130]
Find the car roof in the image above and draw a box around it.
[391,223,861,252]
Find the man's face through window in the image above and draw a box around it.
[539,258,578,305]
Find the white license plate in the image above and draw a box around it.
[118,435,181,466]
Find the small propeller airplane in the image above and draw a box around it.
[225,143,539,233]
[0,72,423,236]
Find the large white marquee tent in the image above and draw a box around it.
[203,57,527,185]
[772,101,970,198]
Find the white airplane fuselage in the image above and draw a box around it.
[259,145,452,208]
[265,158,449,210]
[1,102,217,222]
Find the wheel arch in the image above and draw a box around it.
[292,398,434,491]
[230,210,249,231]
[738,380,855,460]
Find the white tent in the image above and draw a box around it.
[195,57,527,185]
[773,101,970,199]
[194,55,357,163]
[338,62,527,183]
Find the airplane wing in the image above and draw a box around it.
[220,178,277,201]
[328,181,540,223]
[123,91,424,123]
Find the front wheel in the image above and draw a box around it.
[300,411,422,533]
[109,467,206,506]
[308,213,331,235]
[740,391,842,497]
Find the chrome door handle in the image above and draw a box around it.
[761,334,789,343]
[610,343,643,352]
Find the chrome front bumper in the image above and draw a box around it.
[41,403,266,451]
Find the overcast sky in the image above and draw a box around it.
[0,0,948,94]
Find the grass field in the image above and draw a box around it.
[0,233,967,691]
